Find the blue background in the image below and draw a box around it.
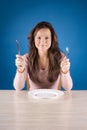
[0,0,87,90]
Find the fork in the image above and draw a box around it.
[65,47,69,57]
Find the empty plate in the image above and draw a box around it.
[28,89,64,99]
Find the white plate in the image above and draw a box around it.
[28,89,64,99]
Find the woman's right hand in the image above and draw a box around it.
[15,55,25,73]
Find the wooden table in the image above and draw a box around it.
[0,90,87,130]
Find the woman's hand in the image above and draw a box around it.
[60,57,70,74]
[15,55,25,73]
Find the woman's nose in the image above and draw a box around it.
[41,38,45,43]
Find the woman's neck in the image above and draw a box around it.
[38,50,48,59]
[38,51,49,70]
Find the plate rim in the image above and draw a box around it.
[28,89,64,99]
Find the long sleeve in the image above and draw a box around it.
[60,71,73,90]
[13,54,28,91]
[13,69,28,90]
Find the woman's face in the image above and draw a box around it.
[34,28,51,53]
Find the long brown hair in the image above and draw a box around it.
[27,21,62,83]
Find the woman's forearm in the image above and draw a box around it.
[61,71,73,90]
[13,70,27,90]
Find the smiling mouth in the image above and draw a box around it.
[41,45,45,47]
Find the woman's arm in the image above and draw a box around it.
[13,69,28,90]
[13,54,28,91]
[60,71,73,90]
[60,53,73,90]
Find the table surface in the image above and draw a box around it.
[0,90,87,130]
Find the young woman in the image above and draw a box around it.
[13,21,73,91]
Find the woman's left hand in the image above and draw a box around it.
[60,57,70,74]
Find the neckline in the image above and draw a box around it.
[40,67,48,71]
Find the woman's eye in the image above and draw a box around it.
[37,37,41,40]
[45,37,49,40]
